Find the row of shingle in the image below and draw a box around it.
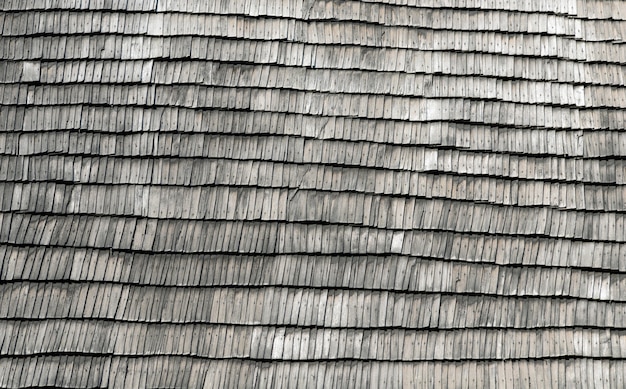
[1,355,622,389]
[201,357,624,389]
[0,129,590,167]
[5,36,625,85]
[0,355,110,389]
[12,126,591,165]
[0,282,622,328]
[5,88,626,131]
[1,247,622,298]
[325,0,591,16]
[0,121,604,157]
[17,63,626,110]
[36,59,155,84]
[0,103,458,143]
[4,154,622,194]
[18,60,618,110]
[2,169,624,211]
[155,58,626,91]
[361,0,577,15]
[2,320,624,360]
[6,61,610,111]
[5,8,618,40]
[79,0,586,32]
[0,9,575,38]
[178,357,625,389]
[153,87,623,130]
[9,106,607,159]
[3,13,622,64]
[2,225,623,272]
[347,3,625,35]
[0,34,624,76]
[3,133,447,171]
[3,122,615,166]
[0,35,623,89]
[2,197,623,244]
[6,133,623,183]
[3,213,626,262]
[10,86,623,131]
[11,106,623,160]
[0,0,156,11]
[0,81,593,111]
[0,246,624,292]
[3,159,624,216]
[150,1,601,37]
[307,4,624,39]
[1,182,625,240]
[0,0,590,16]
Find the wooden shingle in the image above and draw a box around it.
[1,0,625,387]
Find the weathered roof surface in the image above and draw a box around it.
[1,0,626,387]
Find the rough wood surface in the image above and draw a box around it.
[1,0,626,387]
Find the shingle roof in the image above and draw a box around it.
[1,0,626,387]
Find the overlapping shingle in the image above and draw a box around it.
[1,0,626,387]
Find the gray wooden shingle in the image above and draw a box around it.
[1,0,626,387]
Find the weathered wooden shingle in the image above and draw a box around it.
[1,0,626,387]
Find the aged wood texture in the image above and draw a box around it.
[1,0,626,387]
